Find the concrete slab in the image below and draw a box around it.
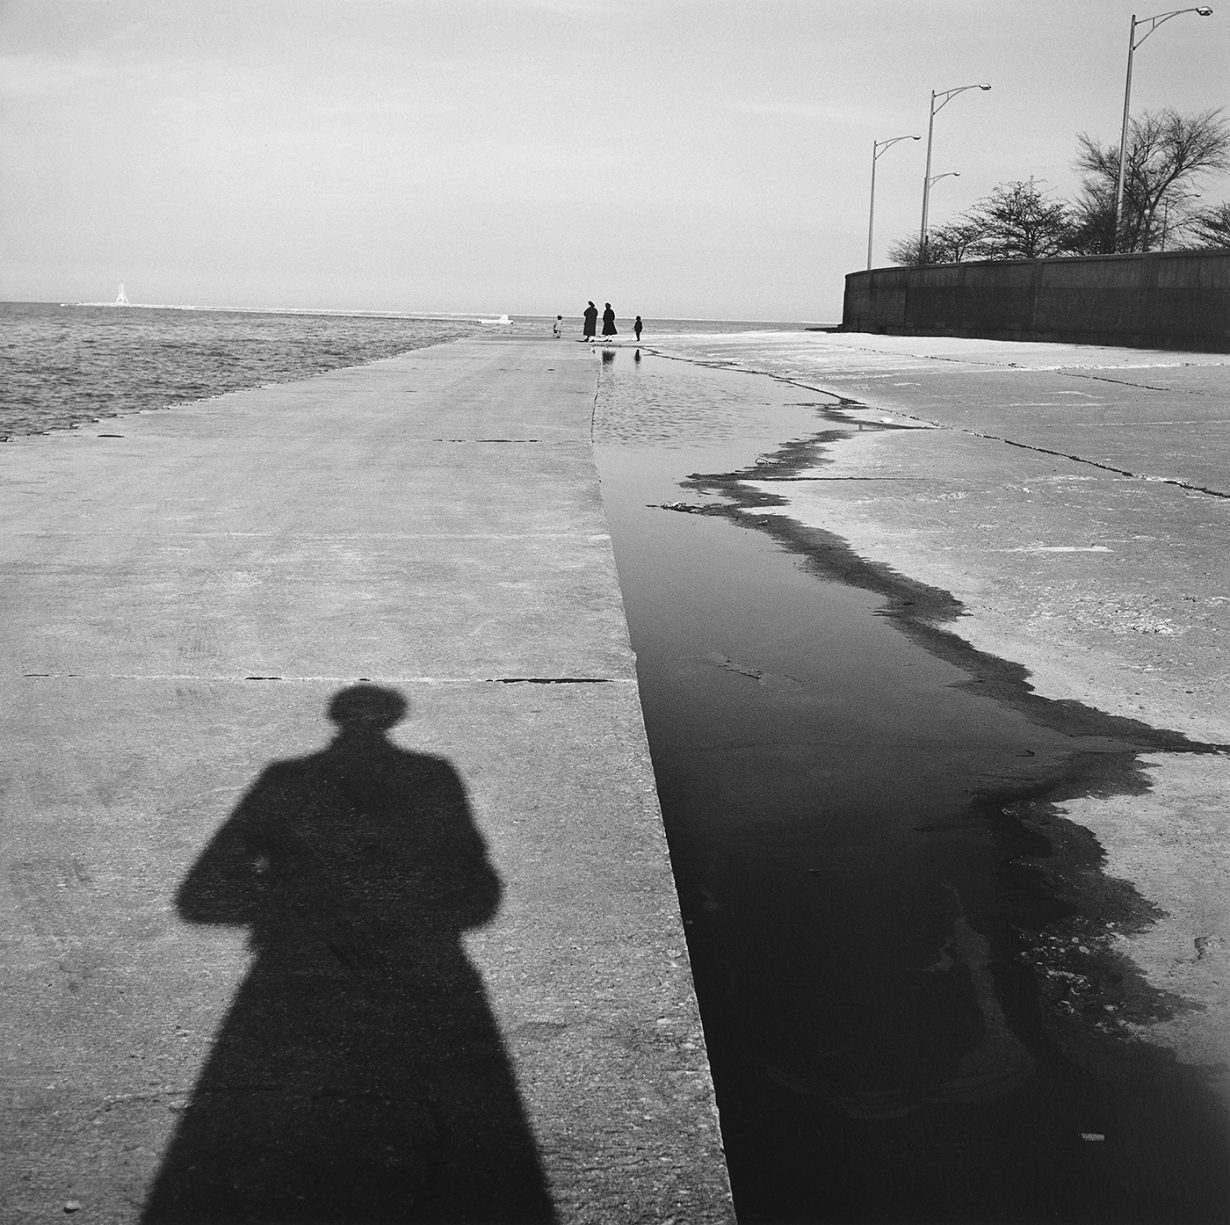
[0,529,631,680]
[805,368,1230,490]
[98,340,600,445]
[651,335,1230,482]
[0,338,733,1223]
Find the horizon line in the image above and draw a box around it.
[9,299,834,325]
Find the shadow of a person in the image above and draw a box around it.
[142,685,555,1224]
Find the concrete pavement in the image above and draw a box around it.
[0,337,734,1223]
[646,328,1230,1089]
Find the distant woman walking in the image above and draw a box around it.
[582,301,598,341]
[601,303,617,339]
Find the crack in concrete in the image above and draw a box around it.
[983,435,1230,500]
[486,677,614,685]
[1060,369,1217,394]
[19,672,634,684]
[642,348,1228,499]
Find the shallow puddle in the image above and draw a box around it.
[593,348,1228,1224]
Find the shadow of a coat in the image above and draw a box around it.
[142,685,555,1224]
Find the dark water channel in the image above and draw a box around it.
[592,349,1228,1225]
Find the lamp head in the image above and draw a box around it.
[979,83,992,90]
[1196,7,1213,15]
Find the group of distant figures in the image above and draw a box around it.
[553,302,642,344]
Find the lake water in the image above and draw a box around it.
[0,302,492,441]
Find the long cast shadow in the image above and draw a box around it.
[143,685,555,1224]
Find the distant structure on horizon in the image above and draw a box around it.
[114,283,129,306]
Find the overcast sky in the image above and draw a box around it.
[2,0,1226,321]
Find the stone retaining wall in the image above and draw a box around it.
[842,249,1230,352]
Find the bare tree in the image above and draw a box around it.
[1067,180,1119,255]
[887,181,1073,265]
[888,220,984,266]
[963,179,1076,260]
[1071,107,1230,252]
[1185,202,1230,249]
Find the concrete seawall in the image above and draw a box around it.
[0,336,734,1222]
[843,248,1230,352]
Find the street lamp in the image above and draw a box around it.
[922,174,962,257]
[1114,7,1213,250]
[920,84,991,261]
[868,134,921,269]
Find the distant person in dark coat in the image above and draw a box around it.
[633,315,643,342]
[582,301,598,340]
[601,304,617,338]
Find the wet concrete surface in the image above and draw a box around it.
[629,333,1230,1086]
[592,345,1229,1223]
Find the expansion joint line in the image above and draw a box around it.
[843,408,1230,500]
[979,433,1229,500]
[1059,370,1190,394]
[911,353,1210,396]
[630,349,1228,498]
[19,672,630,685]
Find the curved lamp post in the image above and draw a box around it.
[1114,7,1213,250]
[868,134,921,269]
[923,173,962,256]
[919,83,990,261]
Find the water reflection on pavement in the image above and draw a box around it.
[593,345,1229,1225]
